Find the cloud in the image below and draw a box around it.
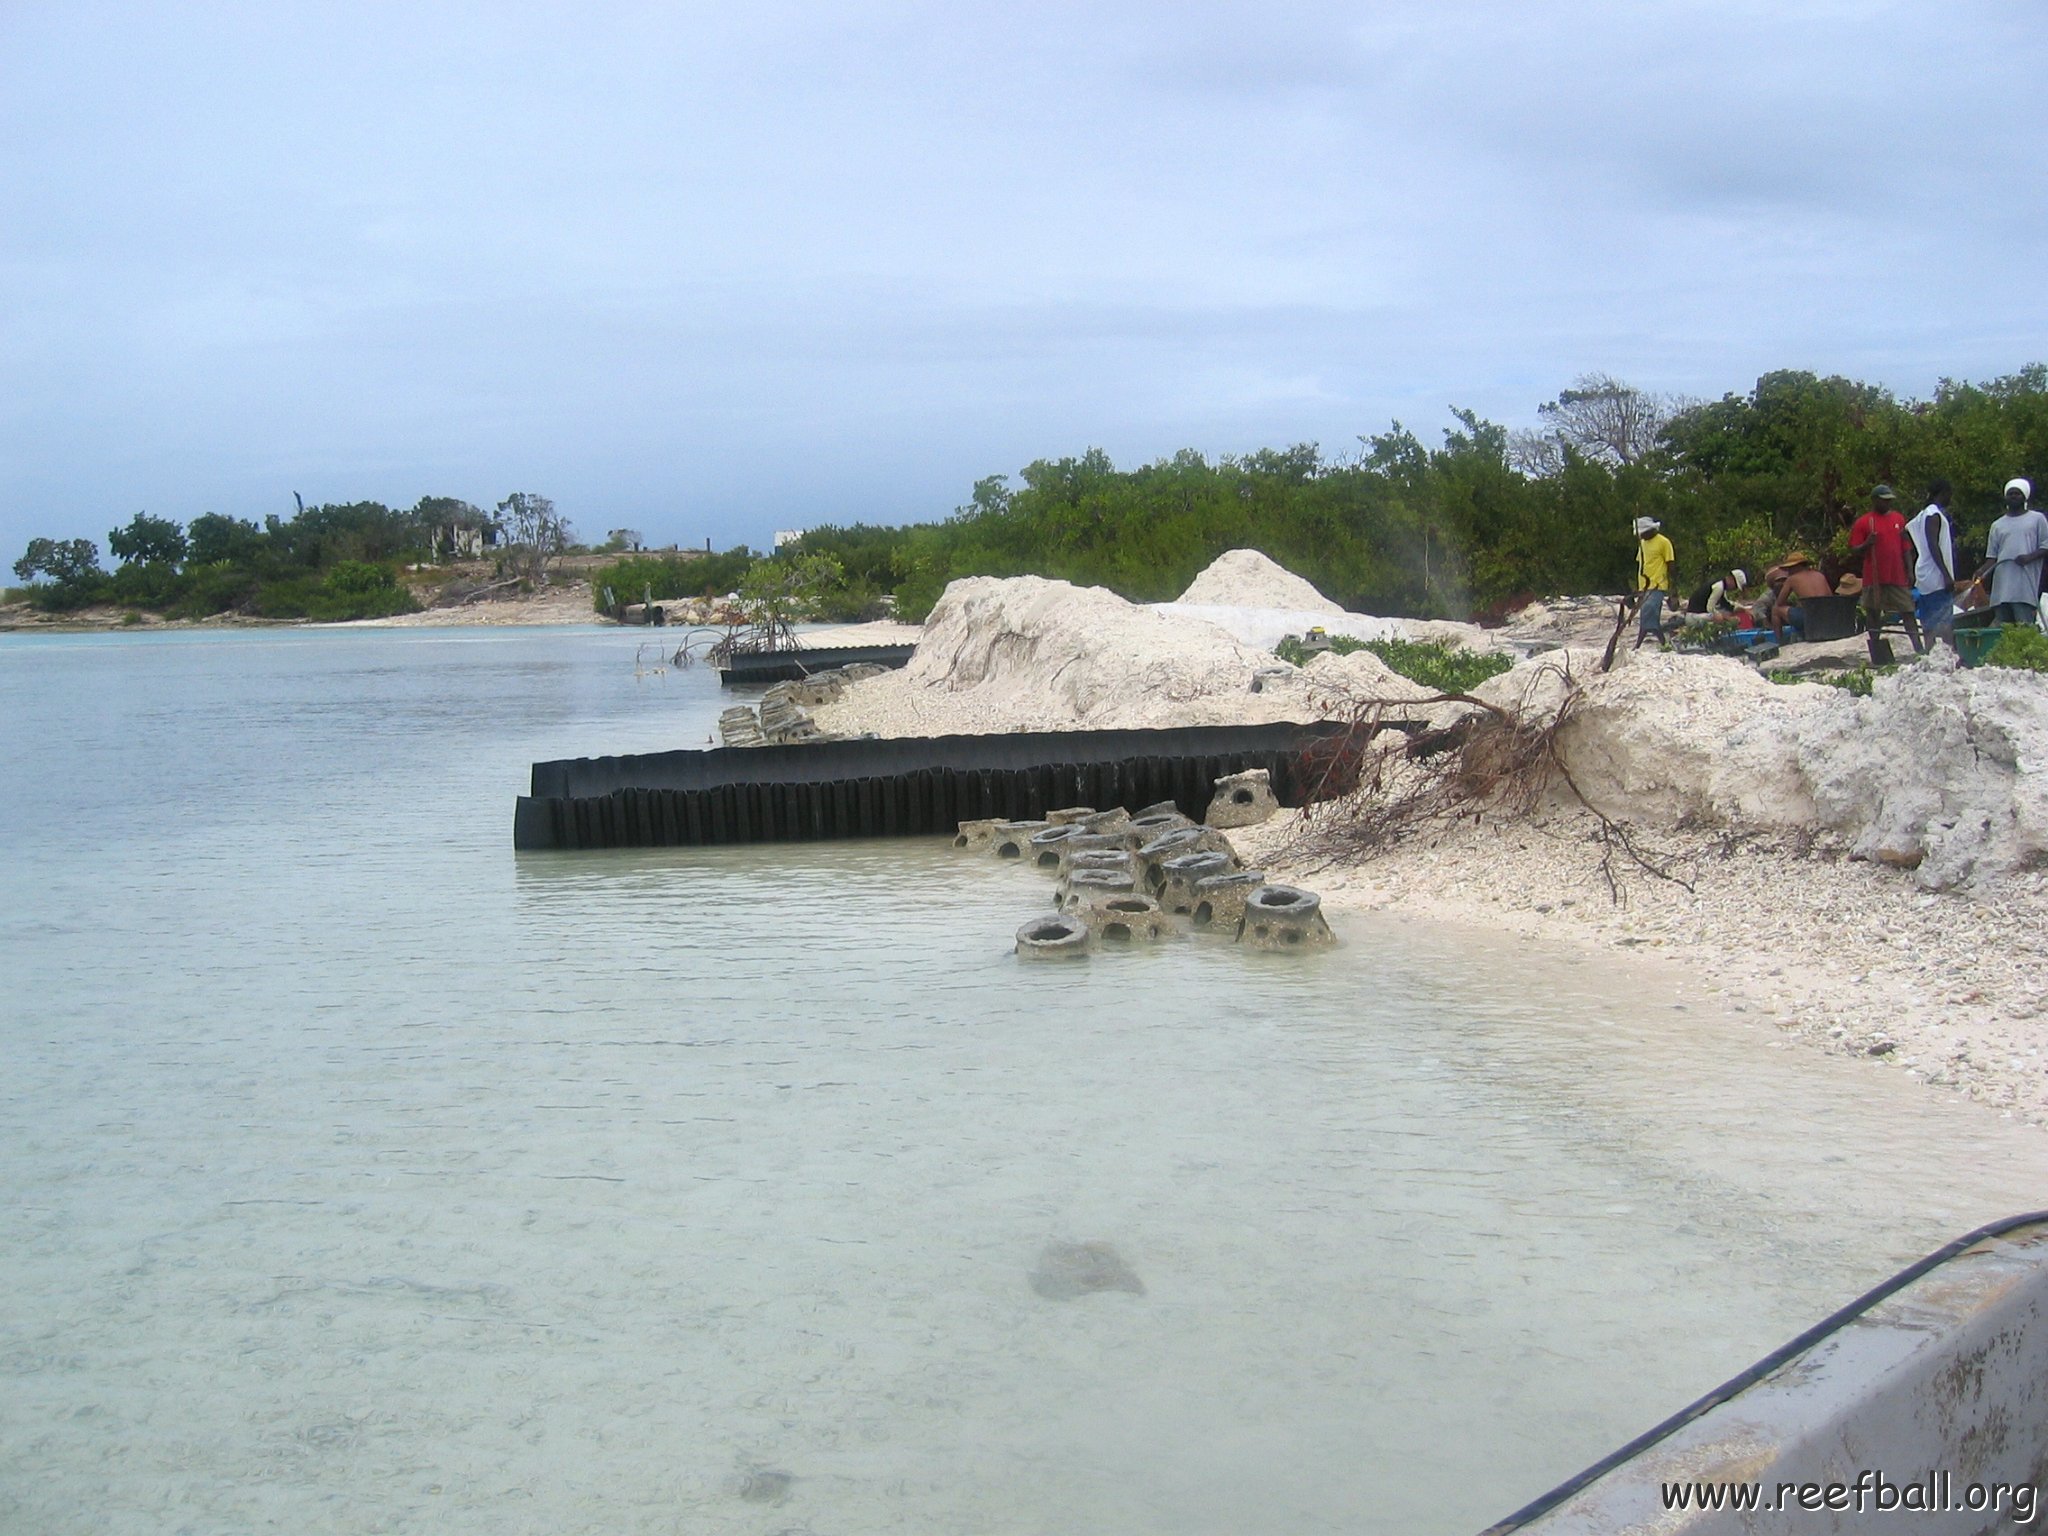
[2,1,2045,549]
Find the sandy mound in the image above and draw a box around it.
[1549,650,1824,832]
[824,560,2048,894]
[1178,549,1345,613]
[817,575,1326,736]
[1471,647,2048,889]
[1795,657,2048,888]
[1301,648,1441,705]
[1151,603,1407,652]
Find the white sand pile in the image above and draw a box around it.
[1177,549,1344,612]
[814,575,1326,736]
[1301,648,1442,706]
[1161,549,1505,654]
[1540,650,1823,833]
[1796,657,2048,888]
[1153,603,1408,652]
[1453,646,2048,891]
[829,556,2048,894]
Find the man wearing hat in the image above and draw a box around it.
[1632,515,1675,648]
[1977,477,2048,625]
[1767,552,1834,642]
[1849,485,1925,659]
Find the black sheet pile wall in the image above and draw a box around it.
[717,644,918,686]
[514,722,1354,850]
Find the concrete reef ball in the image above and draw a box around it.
[1077,893,1174,942]
[1052,832,1139,872]
[1056,853,1136,905]
[1043,806,1098,826]
[1028,824,1088,867]
[1016,912,1092,958]
[1238,884,1335,950]
[954,817,1003,851]
[1128,809,1195,841]
[1157,850,1234,915]
[1137,827,1236,888]
[991,820,1050,859]
[1076,808,1134,836]
[1204,768,1280,830]
[1060,868,1140,910]
[1191,869,1266,928]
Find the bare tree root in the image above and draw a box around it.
[1281,653,1698,903]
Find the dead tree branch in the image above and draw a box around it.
[1281,653,1697,902]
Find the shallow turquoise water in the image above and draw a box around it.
[3,626,2044,1535]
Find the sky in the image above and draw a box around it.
[3,0,2044,556]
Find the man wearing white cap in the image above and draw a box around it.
[1632,515,1675,648]
[1977,478,2048,626]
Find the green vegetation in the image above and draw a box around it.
[1275,633,1514,694]
[20,363,2048,630]
[1985,624,2048,673]
[1669,616,1742,653]
[9,495,567,622]
[1274,633,1371,665]
[1766,665,1896,696]
[764,365,2048,625]
[589,547,758,614]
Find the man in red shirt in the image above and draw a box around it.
[1849,485,1926,660]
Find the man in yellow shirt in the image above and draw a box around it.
[1634,515,1676,648]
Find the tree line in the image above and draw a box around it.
[774,365,2048,622]
[9,493,572,621]
[21,365,2048,626]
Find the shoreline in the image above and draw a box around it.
[15,563,2045,1129]
[805,562,2048,1133]
[0,587,933,640]
[1232,810,2048,1128]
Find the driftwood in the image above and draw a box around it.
[456,576,527,606]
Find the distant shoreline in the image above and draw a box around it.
[1,580,605,634]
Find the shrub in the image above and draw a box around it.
[248,563,418,621]
[1274,634,1514,693]
[1766,665,1891,695]
[1986,624,2048,673]
[591,550,757,613]
[1670,615,1742,653]
[166,563,260,619]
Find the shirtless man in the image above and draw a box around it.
[1769,554,1834,643]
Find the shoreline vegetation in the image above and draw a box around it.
[12,365,2048,634]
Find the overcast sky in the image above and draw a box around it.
[3,1,2043,555]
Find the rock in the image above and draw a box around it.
[1028,1241,1145,1300]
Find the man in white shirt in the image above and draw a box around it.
[1905,478,1958,642]
[1977,477,2048,625]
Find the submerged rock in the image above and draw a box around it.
[1028,1241,1146,1300]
